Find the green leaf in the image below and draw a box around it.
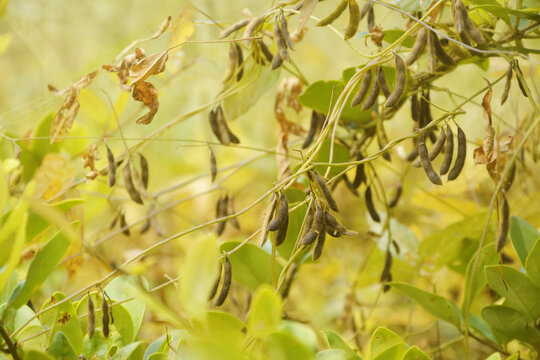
[40,292,83,354]
[247,285,283,338]
[369,327,404,359]
[313,139,350,178]
[26,198,84,242]
[317,349,348,360]
[222,65,279,121]
[390,0,435,12]
[104,276,147,341]
[81,330,110,359]
[419,212,495,272]
[390,283,462,328]
[402,346,431,360]
[180,235,219,319]
[147,354,169,360]
[193,311,246,350]
[220,242,282,292]
[525,237,540,288]
[509,215,540,266]
[321,329,362,360]
[383,30,415,48]
[462,243,498,309]
[0,162,7,214]
[8,229,72,309]
[265,331,315,360]
[280,321,318,354]
[485,265,540,320]
[0,211,27,294]
[298,80,371,124]
[23,350,55,360]
[468,314,498,344]
[482,305,540,347]
[47,332,78,360]
[111,341,145,360]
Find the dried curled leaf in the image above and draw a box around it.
[132,81,160,125]
[129,50,169,84]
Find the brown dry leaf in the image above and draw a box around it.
[274,78,305,136]
[481,84,494,157]
[103,48,146,90]
[168,0,195,53]
[129,50,169,84]
[82,144,100,180]
[296,0,318,34]
[370,26,385,47]
[132,81,159,125]
[48,70,98,143]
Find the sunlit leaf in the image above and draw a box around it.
[525,237,540,288]
[509,215,540,266]
[482,305,540,347]
[247,285,283,338]
[168,0,195,52]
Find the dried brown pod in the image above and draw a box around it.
[388,182,402,208]
[215,194,228,236]
[365,186,380,222]
[106,146,116,188]
[109,212,120,230]
[500,64,513,105]
[271,52,283,70]
[453,0,486,45]
[360,1,373,21]
[140,219,151,234]
[412,129,446,167]
[120,212,130,236]
[377,66,391,99]
[279,10,295,50]
[405,28,427,66]
[214,105,240,145]
[410,93,420,122]
[209,147,217,183]
[235,44,244,82]
[419,140,443,185]
[87,294,95,339]
[428,30,454,66]
[208,261,222,301]
[351,69,373,107]
[260,193,279,246]
[317,0,348,26]
[313,170,339,212]
[223,43,238,83]
[139,153,149,189]
[514,60,528,98]
[101,294,110,338]
[243,16,264,45]
[268,192,288,232]
[214,257,232,306]
[447,125,466,181]
[274,194,290,247]
[312,223,327,261]
[325,211,357,237]
[406,147,419,162]
[440,125,454,175]
[219,18,251,39]
[344,0,360,40]
[123,162,143,204]
[274,18,290,62]
[258,40,274,62]
[496,195,510,252]
[280,263,298,299]
[502,163,515,193]
[303,111,323,148]
[302,231,318,246]
[361,73,380,111]
[209,108,224,143]
[380,251,393,292]
[367,6,375,32]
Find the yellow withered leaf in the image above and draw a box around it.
[129,50,169,84]
[168,0,195,53]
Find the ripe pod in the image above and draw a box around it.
[405,28,427,66]
[303,111,323,148]
[120,212,130,236]
[500,64,513,105]
[344,0,360,40]
[314,171,339,212]
[139,153,149,189]
[385,54,406,108]
[377,66,391,99]
[215,195,228,236]
[87,294,95,339]
[447,125,466,181]
[312,224,327,261]
[361,73,380,111]
[274,18,290,62]
[106,146,116,188]
[243,16,264,45]
[214,257,232,306]
[365,186,380,222]
[428,30,454,66]
[496,196,510,252]
[123,162,143,204]
[101,294,110,338]
[351,69,373,107]
[388,182,402,208]
[274,194,289,247]
[271,52,283,70]
[219,18,250,39]
[209,147,217,183]
[235,44,244,82]
[317,0,348,26]
[440,125,454,175]
[208,261,223,301]
[279,10,295,50]
[412,129,446,167]
[419,140,443,185]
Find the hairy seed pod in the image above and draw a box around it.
[209,108,224,143]
[503,163,515,193]
[412,129,446,167]
[312,224,327,261]
[447,126,466,181]
[120,213,130,236]
[352,152,366,188]
[258,40,274,62]
[388,182,402,208]
[88,294,95,339]
[274,18,290,62]
[106,146,116,187]
[314,171,339,211]
[351,69,373,107]
[235,44,244,81]
[317,0,348,26]
[405,28,427,65]
[377,66,391,98]
[367,6,375,32]
[452,0,470,45]
[455,0,486,45]
[215,195,228,236]
[407,147,419,162]
[514,60,528,98]
[219,18,251,39]
[208,262,222,301]
[344,0,360,40]
[360,1,373,20]
[279,11,295,50]
[280,264,297,299]
[385,54,406,108]
[500,64,513,105]
[378,134,391,162]
[214,258,232,306]
[380,251,393,292]
[274,195,290,246]
[101,294,110,338]
[222,43,238,83]
[215,105,240,144]
[365,186,380,222]
[429,30,454,66]
[123,162,143,204]
[209,147,217,183]
[440,125,454,175]
[312,204,325,236]
[419,140,443,185]
[411,94,420,122]
[260,193,279,246]
[303,111,322,148]
[302,231,318,246]
[139,153,149,189]
[496,196,510,252]
[361,73,380,111]
[271,52,283,70]
[243,16,264,45]
[301,206,315,237]
[324,211,349,237]
[268,193,287,232]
